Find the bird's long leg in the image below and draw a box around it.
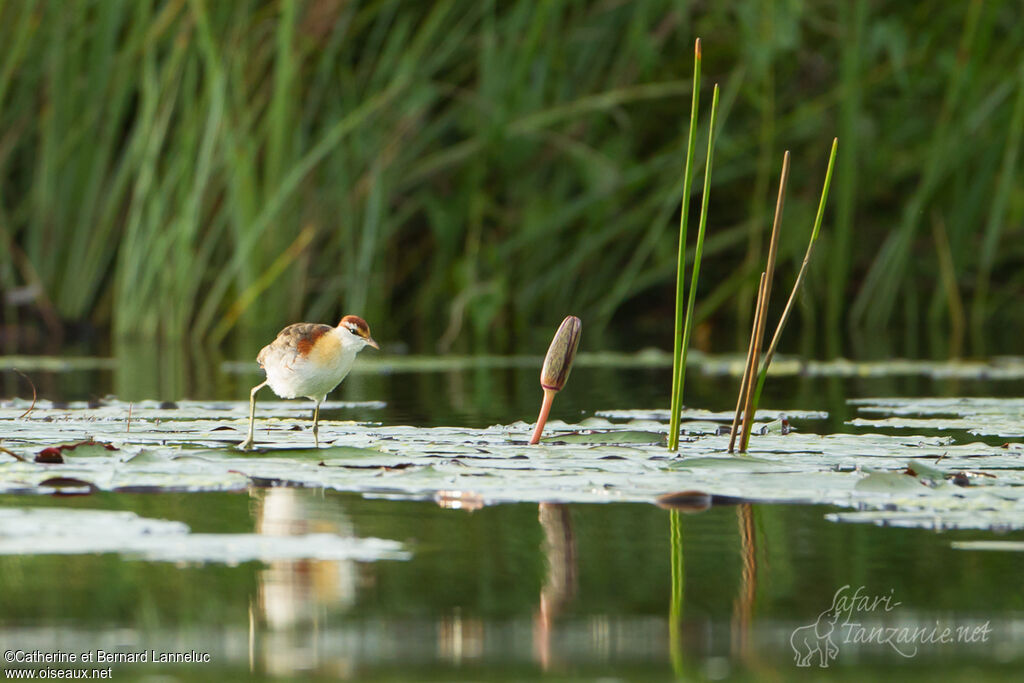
[312,400,322,448]
[239,381,267,450]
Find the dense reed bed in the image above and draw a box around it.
[0,1,1022,355]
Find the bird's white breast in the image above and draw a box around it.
[265,328,358,401]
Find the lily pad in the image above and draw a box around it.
[670,456,784,472]
[540,431,667,445]
[595,408,828,422]
[218,445,384,460]
[3,397,1024,530]
[854,472,929,494]
[0,507,409,563]
[848,397,1024,437]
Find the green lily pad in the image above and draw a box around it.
[540,430,667,445]
[3,396,1024,531]
[854,472,929,493]
[906,460,948,483]
[220,445,384,460]
[670,456,782,471]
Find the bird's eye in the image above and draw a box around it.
[348,326,360,335]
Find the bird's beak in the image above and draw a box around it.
[366,337,380,350]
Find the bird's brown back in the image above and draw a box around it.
[257,323,333,368]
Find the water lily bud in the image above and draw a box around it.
[530,316,582,445]
[540,316,582,393]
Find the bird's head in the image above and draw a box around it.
[338,315,379,350]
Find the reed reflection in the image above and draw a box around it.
[731,503,757,664]
[657,491,710,679]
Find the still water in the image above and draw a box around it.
[1,356,1023,680]
[0,492,1021,680]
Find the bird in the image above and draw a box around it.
[239,315,379,450]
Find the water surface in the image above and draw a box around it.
[1,356,1023,679]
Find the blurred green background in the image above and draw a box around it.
[1,0,1022,358]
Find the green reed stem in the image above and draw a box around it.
[674,83,719,447]
[668,38,702,452]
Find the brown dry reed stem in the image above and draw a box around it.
[728,272,766,453]
[738,273,770,452]
[728,151,789,453]
[0,447,28,463]
[761,151,790,321]
[737,152,790,452]
[750,138,839,414]
[13,369,36,419]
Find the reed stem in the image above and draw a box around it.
[728,273,765,453]
[738,276,769,453]
[750,139,838,414]
[673,83,720,449]
[668,38,702,452]
[737,151,789,452]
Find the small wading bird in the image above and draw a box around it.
[239,315,379,450]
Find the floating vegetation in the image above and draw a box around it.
[849,397,1024,437]
[540,430,666,446]
[1,399,1023,532]
[0,507,408,563]
[597,408,829,422]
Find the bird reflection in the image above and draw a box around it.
[533,503,577,671]
[438,609,485,664]
[435,490,485,511]
[250,488,358,677]
[432,493,486,665]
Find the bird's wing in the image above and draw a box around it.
[257,323,333,369]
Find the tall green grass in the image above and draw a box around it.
[0,1,1023,356]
